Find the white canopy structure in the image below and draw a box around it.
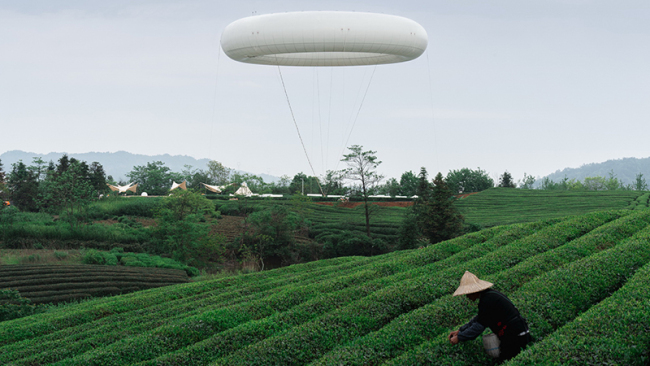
[106,183,138,194]
[170,181,187,191]
[221,11,427,67]
[201,183,224,193]
[234,182,254,196]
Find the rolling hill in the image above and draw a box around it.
[1,208,649,365]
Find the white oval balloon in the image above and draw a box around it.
[221,11,428,67]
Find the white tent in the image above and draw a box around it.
[234,182,254,197]
[201,183,224,193]
[107,183,138,194]
[170,181,187,191]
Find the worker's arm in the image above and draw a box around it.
[457,317,485,341]
[459,316,477,332]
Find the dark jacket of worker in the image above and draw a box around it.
[458,288,532,360]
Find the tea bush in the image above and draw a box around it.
[1,210,649,365]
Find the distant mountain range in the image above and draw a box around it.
[0,150,280,183]
[538,157,650,186]
[2,150,649,187]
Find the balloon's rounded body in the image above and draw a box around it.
[221,11,428,67]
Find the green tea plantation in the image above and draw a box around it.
[1,209,649,365]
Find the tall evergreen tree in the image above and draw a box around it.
[419,172,464,244]
[56,155,71,177]
[415,167,431,203]
[7,161,39,211]
[499,171,516,188]
[88,162,108,193]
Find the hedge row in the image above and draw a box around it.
[31,226,517,365]
[2,222,519,365]
[209,211,620,365]
[49,264,424,365]
[630,192,650,210]
[129,222,549,366]
[309,209,649,365]
[0,265,190,305]
[0,250,440,364]
[0,255,366,346]
[2,273,189,289]
[385,222,650,365]
[0,264,188,277]
[508,260,650,365]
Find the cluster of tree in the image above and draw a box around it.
[398,168,465,249]
[123,160,348,196]
[538,172,647,191]
[151,190,224,267]
[1,155,107,215]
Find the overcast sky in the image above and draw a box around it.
[1,0,649,183]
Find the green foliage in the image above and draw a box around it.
[81,248,197,275]
[321,170,346,196]
[446,167,494,194]
[456,187,642,227]
[321,210,643,366]
[88,196,161,218]
[634,172,648,191]
[539,171,628,191]
[243,205,303,264]
[157,189,214,221]
[53,251,69,260]
[400,170,419,197]
[179,164,211,190]
[397,209,421,250]
[0,289,48,322]
[206,160,233,186]
[153,192,224,267]
[126,161,181,195]
[82,249,108,265]
[498,170,516,188]
[38,159,96,222]
[518,172,535,189]
[0,264,191,307]
[3,198,650,365]
[321,230,387,257]
[390,215,650,366]
[416,172,464,245]
[2,210,648,365]
[289,172,322,195]
[340,145,384,237]
[231,172,266,193]
[509,260,650,366]
[377,170,421,198]
[7,160,39,212]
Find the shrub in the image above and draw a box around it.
[0,289,48,322]
[53,251,68,260]
[509,260,650,365]
[83,250,105,265]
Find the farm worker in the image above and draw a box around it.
[448,271,532,361]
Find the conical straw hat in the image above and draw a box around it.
[453,271,493,296]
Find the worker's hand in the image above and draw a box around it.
[448,330,460,345]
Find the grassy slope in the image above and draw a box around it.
[455,187,643,227]
[1,209,649,365]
